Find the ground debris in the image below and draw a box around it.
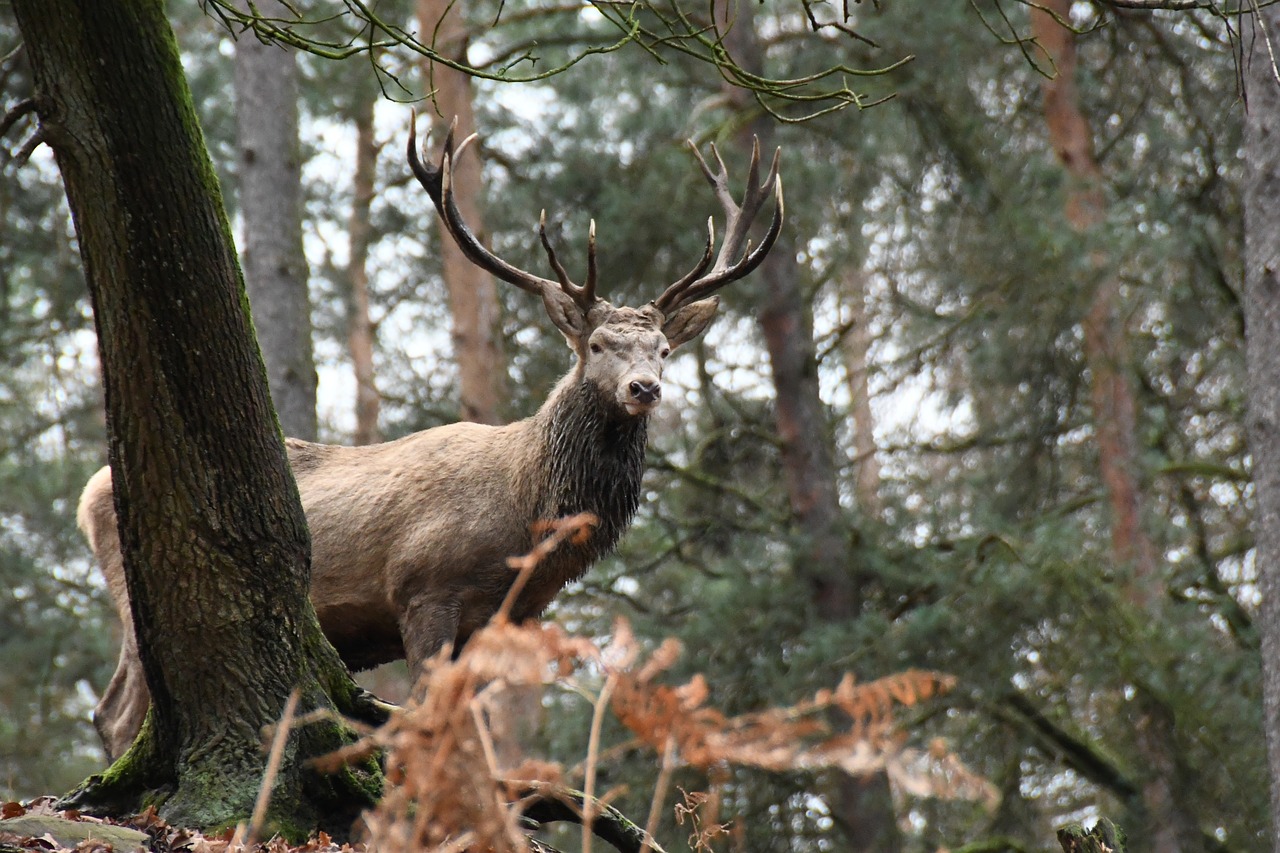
[0,800,363,853]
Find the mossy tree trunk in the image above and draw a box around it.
[13,0,381,837]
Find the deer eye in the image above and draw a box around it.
[590,342,603,354]
[660,347,671,359]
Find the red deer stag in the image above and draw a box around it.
[80,118,783,760]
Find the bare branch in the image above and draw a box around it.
[1095,0,1219,8]
[0,98,36,141]
[13,128,44,166]
[198,1,914,121]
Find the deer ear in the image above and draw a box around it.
[662,297,720,350]
[541,287,589,342]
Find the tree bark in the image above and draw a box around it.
[1032,6,1192,852]
[14,1,380,835]
[234,11,317,440]
[415,0,507,425]
[347,92,381,446]
[1242,9,1280,845]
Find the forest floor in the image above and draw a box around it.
[0,799,358,853]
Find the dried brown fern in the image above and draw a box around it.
[331,515,994,852]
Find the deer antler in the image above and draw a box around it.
[653,138,784,316]
[407,112,599,313]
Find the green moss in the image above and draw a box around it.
[294,702,384,839]
[61,693,383,843]
[59,713,174,816]
[159,767,259,831]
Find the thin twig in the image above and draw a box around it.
[13,129,43,166]
[498,513,597,622]
[239,688,301,848]
[1096,0,1215,7]
[640,736,678,853]
[582,672,619,853]
[1250,0,1280,87]
[0,98,36,141]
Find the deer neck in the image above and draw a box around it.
[536,371,648,563]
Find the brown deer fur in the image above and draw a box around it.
[81,121,782,761]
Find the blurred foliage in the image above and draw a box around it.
[0,1,1265,850]
[0,15,111,796]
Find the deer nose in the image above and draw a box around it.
[629,379,661,405]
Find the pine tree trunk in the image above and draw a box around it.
[757,247,863,620]
[756,231,899,853]
[1032,1,1155,592]
[234,11,317,440]
[1241,10,1280,844]
[347,91,381,446]
[714,4,897,848]
[415,0,507,425]
[1031,6,1192,852]
[14,1,380,835]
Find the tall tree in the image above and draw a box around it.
[346,87,381,446]
[1032,5,1194,849]
[717,4,897,849]
[1031,3,1156,593]
[234,6,317,440]
[1243,9,1280,844]
[13,0,380,833]
[415,0,507,425]
[841,269,884,521]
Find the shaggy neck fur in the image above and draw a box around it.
[537,376,648,574]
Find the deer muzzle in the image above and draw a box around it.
[623,376,662,415]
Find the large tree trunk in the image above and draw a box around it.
[347,91,381,446]
[14,1,381,835]
[1242,10,1280,845]
[715,4,897,849]
[415,0,507,425]
[234,12,317,440]
[1031,6,1192,852]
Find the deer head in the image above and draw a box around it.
[407,115,783,418]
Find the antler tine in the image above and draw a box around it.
[654,139,784,315]
[537,211,598,312]
[653,218,716,315]
[670,175,784,309]
[742,138,761,206]
[538,210,574,290]
[408,112,562,298]
[584,219,598,306]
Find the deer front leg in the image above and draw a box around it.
[398,593,462,693]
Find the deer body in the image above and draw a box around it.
[295,347,650,669]
[83,119,782,761]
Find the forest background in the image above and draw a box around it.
[0,1,1271,851]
